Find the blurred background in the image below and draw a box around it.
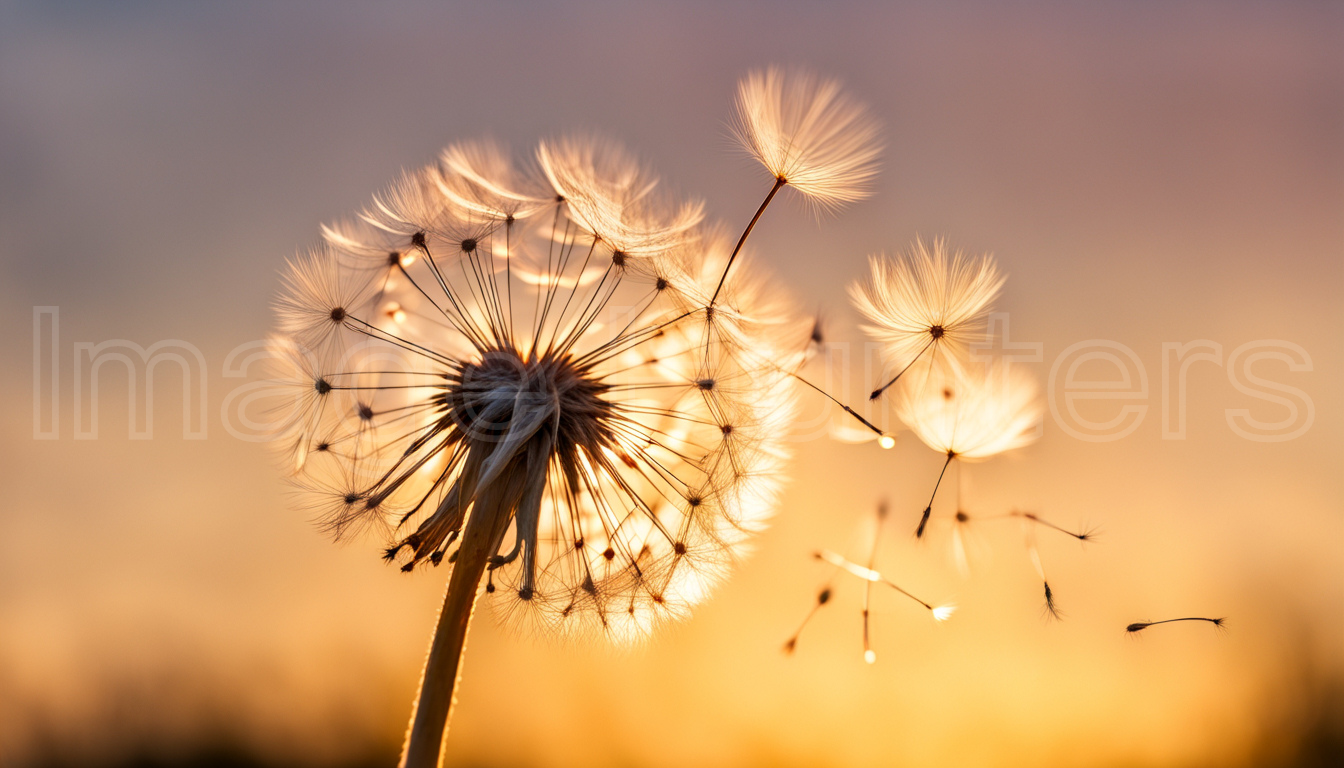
[1,1,1341,766]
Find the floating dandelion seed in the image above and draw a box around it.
[785,504,953,662]
[713,67,880,308]
[852,239,1005,400]
[1004,509,1098,542]
[783,584,834,655]
[1127,617,1227,635]
[813,549,952,623]
[1020,524,1067,622]
[727,299,891,445]
[1042,579,1063,621]
[732,66,882,212]
[269,127,829,766]
[894,359,1041,538]
[951,507,1094,606]
[720,68,896,447]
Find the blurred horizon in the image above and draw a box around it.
[1,1,1341,767]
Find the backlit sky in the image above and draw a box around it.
[1,2,1341,767]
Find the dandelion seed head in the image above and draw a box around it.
[851,239,1005,377]
[537,135,705,259]
[732,67,882,210]
[894,358,1041,460]
[272,136,798,644]
[932,604,957,623]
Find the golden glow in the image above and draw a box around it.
[4,11,1338,768]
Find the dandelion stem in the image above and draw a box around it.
[876,575,934,611]
[789,369,886,437]
[710,176,786,305]
[400,499,513,768]
[784,585,833,654]
[869,336,936,401]
[731,342,886,438]
[917,453,955,538]
[1005,510,1093,541]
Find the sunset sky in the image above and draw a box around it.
[1,2,1341,767]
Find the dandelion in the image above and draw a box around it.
[269,127,833,766]
[852,239,1005,401]
[1127,617,1227,635]
[894,358,1041,538]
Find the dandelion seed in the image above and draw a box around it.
[1005,509,1097,542]
[952,506,1092,594]
[732,67,882,211]
[895,359,1041,537]
[815,548,950,623]
[711,275,890,445]
[272,133,809,767]
[852,239,1005,400]
[1020,526,1065,621]
[791,503,952,663]
[784,366,890,443]
[1126,617,1227,635]
[1042,580,1063,621]
[712,68,881,306]
[783,584,834,655]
